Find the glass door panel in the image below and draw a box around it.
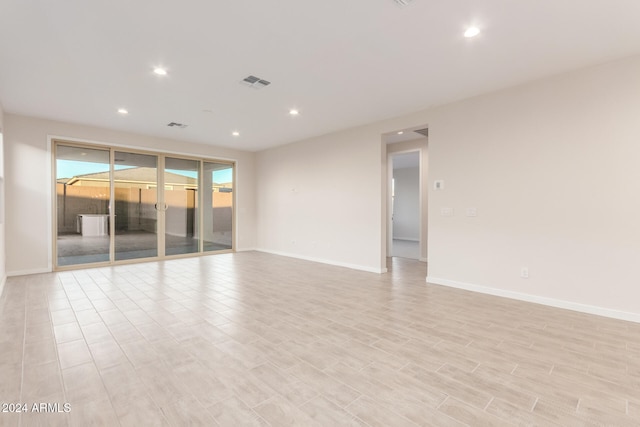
[55,145,111,266]
[114,151,158,261]
[203,162,233,252]
[164,157,199,256]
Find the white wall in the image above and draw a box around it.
[0,102,6,298]
[424,55,640,321]
[256,54,640,321]
[392,166,420,241]
[255,126,386,272]
[4,114,256,275]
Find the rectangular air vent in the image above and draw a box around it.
[241,75,271,89]
[393,0,414,6]
[167,122,188,129]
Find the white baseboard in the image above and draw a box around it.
[256,249,387,274]
[7,267,52,277]
[419,257,428,263]
[427,276,640,324]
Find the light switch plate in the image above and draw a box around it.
[440,207,454,216]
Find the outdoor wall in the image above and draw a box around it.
[256,54,640,321]
[392,166,420,241]
[57,183,110,234]
[4,114,256,275]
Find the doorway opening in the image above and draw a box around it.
[385,127,428,265]
[391,151,420,259]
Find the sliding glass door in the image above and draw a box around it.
[164,157,199,256]
[203,162,233,252]
[114,151,159,261]
[55,145,111,266]
[54,142,234,269]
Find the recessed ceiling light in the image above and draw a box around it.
[397,131,404,135]
[464,27,480,38]
[117,108,128,114]
[289,109,299,116]
[153,67,167,76]
[232,131,240,137]
[393,0,414,6]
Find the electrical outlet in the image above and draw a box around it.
[520,267,529,279]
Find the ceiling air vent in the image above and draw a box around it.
[393,0,414,6]
[414,127,429,138]
[167,122,188,129]
[241,75,271,89]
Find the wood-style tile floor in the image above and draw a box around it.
[1,252,639,426]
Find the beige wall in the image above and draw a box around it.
[4,114,256,275]
[422,55,640,320]
[256,126,386,272]
[256,54,640,320]
[0,101,5,296]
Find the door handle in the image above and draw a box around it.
[155,203,168,211]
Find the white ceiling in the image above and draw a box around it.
[1,1,640,152]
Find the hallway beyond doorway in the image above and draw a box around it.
[390,238,419,260]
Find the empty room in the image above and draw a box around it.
[1,1,640,425]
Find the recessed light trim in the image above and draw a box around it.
[117,108,128,114]
[232,131,240,137]
[154,67,167,76]
[464,27,480,38]
[397,131,404,135]
[289,109,299,116]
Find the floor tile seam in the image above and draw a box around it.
[549,366,638,396]
[512,369,632,403]
[137,369,204,418]
[343,394,421,426]
[532,398,608,427]
[448,366,543,405]
[412,366,495,409]
[86,359,129,426]
[238,392,272,411]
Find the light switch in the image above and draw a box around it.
[434,180,444,190]
[440,207,454,216]
[466,208,477,217]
